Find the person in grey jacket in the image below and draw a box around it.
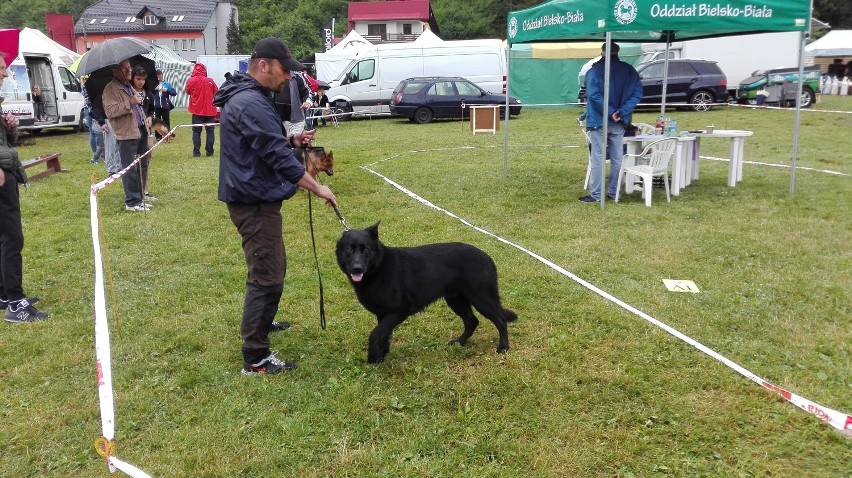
[0,53,48,323]
[213,37,337,375]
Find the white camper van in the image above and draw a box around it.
[326,39,507,116]
[0,28,85,132]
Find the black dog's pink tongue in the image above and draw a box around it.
[351,273,363,282]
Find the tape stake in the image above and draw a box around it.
[94,436,115,457]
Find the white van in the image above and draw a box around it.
[0,29,85,132]
[326,39,507,116]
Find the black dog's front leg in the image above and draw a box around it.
[368,314,405,363]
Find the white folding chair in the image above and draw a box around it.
[634,122,656,135]
[615,138,677,207]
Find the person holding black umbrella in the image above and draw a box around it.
[102,59,150,212]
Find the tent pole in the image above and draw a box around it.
[600,33,612,209]
[503,41,511,179]
[660,37,671,117]
[790,4,813,195]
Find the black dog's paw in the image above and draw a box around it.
[367,354,385,364]
[448,337,467,347]
[496,344,510,354]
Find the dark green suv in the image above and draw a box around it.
[736,65,820,108]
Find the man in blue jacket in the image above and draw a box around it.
[214,37,337,375]
[580,43,643,203]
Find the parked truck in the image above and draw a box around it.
[197,54,249,87]
[638,31,803,97]
[0,27,85,132]
[325,39,507,117]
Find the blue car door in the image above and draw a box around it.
[426,80,460,118]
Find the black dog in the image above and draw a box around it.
[336,222,518,363]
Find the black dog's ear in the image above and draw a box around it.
[367,221,380,239]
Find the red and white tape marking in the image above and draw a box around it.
[361,148,851,434]
[89,122,219,476]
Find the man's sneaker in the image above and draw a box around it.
[270,321,291,332]
[578,195,599,203]
[4,299,48,323]
[0,297,39,309]
[242,352,297,375]
[125,204,152,212]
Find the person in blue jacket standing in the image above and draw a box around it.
[152,69,176,139]
[214,37,338,376]
[580,42,643,203]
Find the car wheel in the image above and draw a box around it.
[414,107,433,124]
[689,90,715,112]
[799,87,815,108]
[332,103,351,121]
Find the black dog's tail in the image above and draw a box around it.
[504,308,518,322]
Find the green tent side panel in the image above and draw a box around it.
[509,57,587,107]
[508,43,642,107]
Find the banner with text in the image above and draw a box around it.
[322,18,335,52]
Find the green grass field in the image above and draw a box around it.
[1,96,850,477]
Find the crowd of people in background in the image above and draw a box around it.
[73,57,339,219]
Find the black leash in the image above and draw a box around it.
[304,146,349,330]
[306,191,327,330]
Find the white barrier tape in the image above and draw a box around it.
[92,123,220,193]
[109,456,154,478]
[90,186,154,475]
[726,102,852,114]
[699,155,851,177]
[361,150,851,434]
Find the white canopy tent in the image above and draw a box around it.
[315,30,372,82]
[805,30,852,57]
[19,27,80,67]
[413,29,443,45]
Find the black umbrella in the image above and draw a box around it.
[77,36,153,76]
[85,55,157,113]
[317,80,331,90]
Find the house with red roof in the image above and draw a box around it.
[347,0,439,43]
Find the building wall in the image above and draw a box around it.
[353,21,425,41]
[76,32,204,62]
[201,3,234,55]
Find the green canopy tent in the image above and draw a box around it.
[504,0,813,197]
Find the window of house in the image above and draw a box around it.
[190,39,196,51]
[182,39,188,51]
[367,24,387,38]
[173,39,179,50]
[144,14,157,26]
[403,24,412,35]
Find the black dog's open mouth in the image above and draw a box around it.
[350,273,363,282]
